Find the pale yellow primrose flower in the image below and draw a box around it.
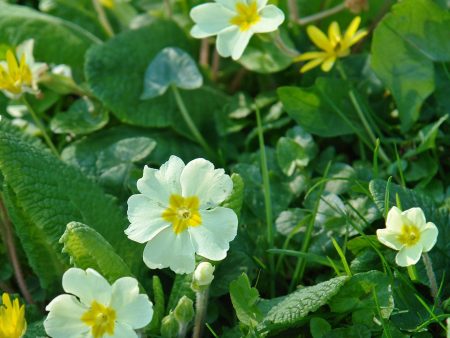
[0,39,47,99]
[44,268,153,338]
[194,262,215,286]
[295,16,367,73]
[125,155,238,274]
[190,0,285,60]
[0,293,27,338]
[376,207,438,267]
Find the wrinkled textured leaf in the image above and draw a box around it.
[141,47,203,99]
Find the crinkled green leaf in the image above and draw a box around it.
[258,276,347,332]
[141,47,203,99]
[371,0,450,131]
[60,222,132,283]
[0,121,141,289]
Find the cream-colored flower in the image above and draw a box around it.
[0,39,47,99]
[44,268,153,338]
[193,262,215,287]
[295,16,367,73]
[376,206,438,267]
[125,155,238,274]
[0,293,27,338]
[190,0,285,60]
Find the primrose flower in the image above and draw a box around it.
[125,156,238,274]
[295,16,367,73]
[44,268,153,338]
[376,207,438,267]
[190,0,285,60]
[0,293,27,338]
[0,39,47,99]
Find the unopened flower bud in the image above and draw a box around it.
[160,312,179,338]
[345,0,369,13]
[191,262,215,291]
[174,296,194,325]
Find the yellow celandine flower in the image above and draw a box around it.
[0,293,27,338]
[295,16,367,73]
[0,39,47,99]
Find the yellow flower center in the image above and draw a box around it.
[230,1,260,31]
[162,194,202,234]
[0,293,27,338]
[398,225,421,247]
[81,301,116,338]
[0,49,33,95]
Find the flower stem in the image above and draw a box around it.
[273,31,300,58]
[0,196,34,304]
[92,0,114,37]
[171,85,217,162]
[22,96,59,157]
[422,252,439,305]
[407,265,418,282]
[255,104,275,297]
[335,62,390,164]
[192,288,209,338]
[296,2,346,26]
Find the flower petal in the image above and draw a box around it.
[344,16,361,42]
[62,268,112,306]
[137,155,184,205]
[386,206,403,232]
[190,3,235,38]
[216,0,239,11]
[348,30,367,46]
[403,207,426,229]
[180,158,233,209]
[125,195,170,243]
[395,243,423,267]
[328,21,341,47]
[307,25,333,52]
[251,5,284,33]
[376,228,403,250]
[295,51,328,61]
[256,0,268,10]
[110,277,153,329]
[421,222,438,252]
[109,322,138,338]
[300,57,325,73]
[189,207,238,261]
[143,227,196,274]
[320,56,336,72]
[16,39,36,66]
[216,27,253,60]
[44,295,90,338]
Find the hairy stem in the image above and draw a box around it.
[422,252,439,305]
[192,288,209,338]
[297,2,346,26]
[92,0,114,37]
[0,196,33,304]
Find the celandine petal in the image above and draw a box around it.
[189,207,238,261]
[344,16,361,42]
[143,227,196,274]
[320,56,336,72]
[180,158,233,209]
[62,268,112,306]
[300,57,325,73]
[110,277,153,329]
[307,25,333,52]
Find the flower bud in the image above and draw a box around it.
[345,0,369,13]
[173,296,194,325]
[191,262,215,291]
[160,312,179,338]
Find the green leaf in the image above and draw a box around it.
[258,276,348,332]
[369,179,450,296]
[0,121,141,290]
[370,0,450,130]
[222,173,244,219]
[60,222,133,283]
[323,324,371,338]
[148,275,165,334]
[50,97,109,135]
[310,317,332,338]
[278,78,362,137]
[229,273,263,327]
[238,30,294,74]
[141,47,203,99]
[167,274,195,313]
[0,3,99,80]
[23,321,46,338]
[328,271,394,328]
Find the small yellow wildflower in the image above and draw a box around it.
[0,39,47,99]
[295,16,367,73]
[0,293,27,338]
